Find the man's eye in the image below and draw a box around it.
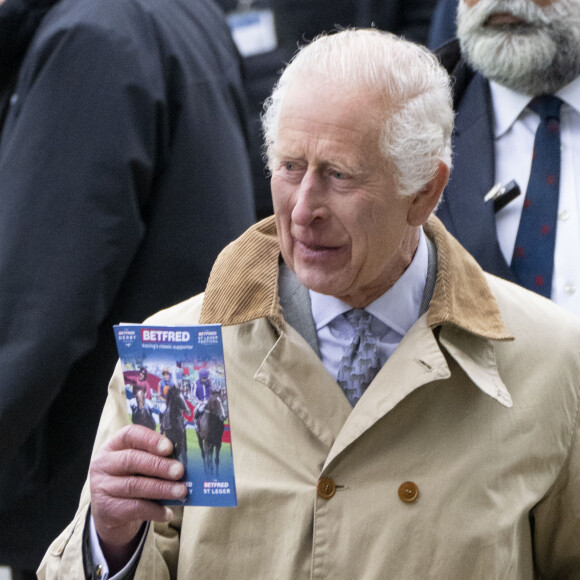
[332,170,348,180]
[284,162,297,171]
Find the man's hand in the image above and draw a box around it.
[90,425,187,571]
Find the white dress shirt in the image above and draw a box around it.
[491,77,580,316]
[310,227,429,379]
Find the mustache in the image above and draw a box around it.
[459,0,560,29]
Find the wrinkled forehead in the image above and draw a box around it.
[280,71,392,123]
[274,75,391,161]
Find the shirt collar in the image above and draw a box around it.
[556,74,580,116]
[490,76,580,138]
[309,228,428,336]
[489,81,530,139]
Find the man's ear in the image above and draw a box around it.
[407,161,450,226]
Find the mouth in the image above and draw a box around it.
[295,239,344,257]
[484,12,529,28]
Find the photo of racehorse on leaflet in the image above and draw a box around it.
[114,324,237,507]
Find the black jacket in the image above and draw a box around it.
[0,0,255,568]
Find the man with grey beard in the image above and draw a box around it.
[435,0,580,316]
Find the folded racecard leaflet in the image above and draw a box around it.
[114,324,237,507]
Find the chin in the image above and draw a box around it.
[295,269,342,296]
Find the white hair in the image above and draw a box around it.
[261,28,454,197]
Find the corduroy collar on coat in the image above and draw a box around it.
[200,215,513,342]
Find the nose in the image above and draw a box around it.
[291,170,328,227]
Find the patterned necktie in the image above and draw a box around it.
[336,309,382,406]
[511,95,563,298]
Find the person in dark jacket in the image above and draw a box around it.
[0,0,255,576]
[216,0,439,219]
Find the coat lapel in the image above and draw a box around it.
[321,316,513,470]
[254,323,352,449]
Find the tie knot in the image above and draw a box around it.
[529,95,562,121]
[344,309,373,335]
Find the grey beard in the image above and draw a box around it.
[460,28,580,94]
[458,0,580,95]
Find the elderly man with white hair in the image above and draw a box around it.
[40,29,580,579]
[436,0,580,316]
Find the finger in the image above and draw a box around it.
[100,474,188,502]
[105,424,175,457]
[94,497,176,528]
[93,448,184,480]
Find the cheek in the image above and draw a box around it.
[270,179,282,211]
[274,214,294,263]
[360,215,403,262]
[272,196,293,233]
[270,176,292,213]
[347,229,372,265]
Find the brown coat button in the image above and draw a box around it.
[317,476,337,499]
[398,481,419,503]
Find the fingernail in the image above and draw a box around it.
[172,484,185,498]
[157,438,172,454]
[169,463,183,478]
[164,507,173,521]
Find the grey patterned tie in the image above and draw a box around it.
[336,309,382,406]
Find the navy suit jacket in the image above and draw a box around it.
[435,40,517,283]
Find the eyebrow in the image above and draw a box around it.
[272,150,365,175]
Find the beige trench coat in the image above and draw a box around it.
[40,217,580,579]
